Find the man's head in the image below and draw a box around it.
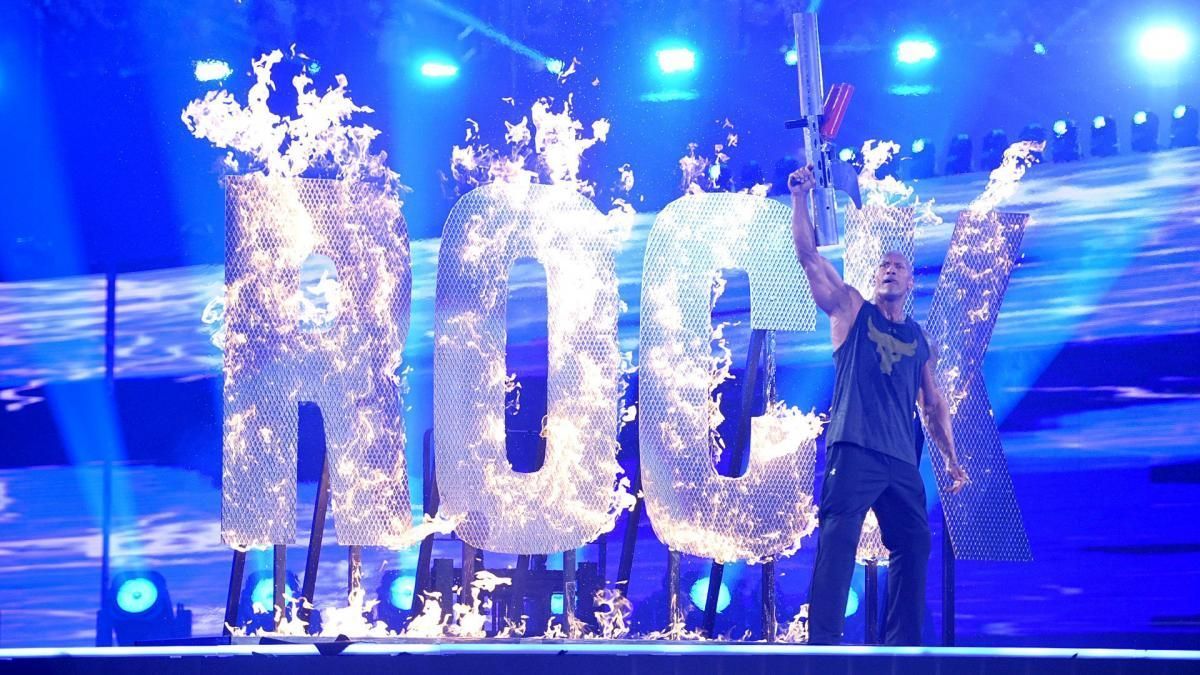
[872,251,914,303]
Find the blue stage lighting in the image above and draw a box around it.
[1131,111,1160,152]
[115,577,159,614]
[1053,119,1069,136]
[845,587,859,617]
[896,38,938,65]
[388,574,416,611]
[546,59,566,75]
[1170,105,1198,148]
[981,128,1010,170]
[550,592,565,615]
[656,46,697,74]
[193,59,232,82]
[785,48,798,66]
[907,138,936,178]
[688,577,731,613]
[838,147,856,162]
[251,575,296,610]
[945,133,973,175]
[1051,119,1080,162]
[1091,116,1118,157]
[912,138,926,154]
[419,60,460,79]
[1033,42,1047,56]
[307,61,321,75]
[1137,24,1192,64]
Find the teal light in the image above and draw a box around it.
[419,59,459,80]
[115,578,159,614]
[550,592,564,615]
[838,147,856,162]
[1093,115,1107,129]
[251,577,294,611]
[1053,119,1068,136]
[546,58,565,75]
[784,48,798,66]
[1134,110,1149,125]
[688,577,731,613]
[912,138,926,153]
[389,575,416,611]
[1175,105,1189,120]
[845,587,859,617]
[1033,42,1047,56]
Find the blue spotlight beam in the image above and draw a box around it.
[416,0,556,68]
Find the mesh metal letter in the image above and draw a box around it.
[433,183,627,554]
[639,193,820,563]
[222,176,412,548]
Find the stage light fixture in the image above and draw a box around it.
[1051,119,1080,162]
[656,46,697,74]
[545,59,566,75]
[688,577,731,614]
[906,137,936,179]
[550,592,565,615]
[1090,115,1118,157]
[945,133,973,175]
[1131,110,1160,152]
[845,587,860,617]
[785,48,799,66]
[1137,24,1192,64]
[981,129,1009,171]
[1170,105,1199,148]
[371,570,416,631]
[896,37,938,65]
[1033,42,1047,56]
[239,570,302,633]
[838,147,856,162]
[103,571,192,646]
[418,59,460,80]
[1018,124,1047,162]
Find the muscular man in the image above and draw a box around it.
[789,166,968,645]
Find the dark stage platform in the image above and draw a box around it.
[2,642,1199,675]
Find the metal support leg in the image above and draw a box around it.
[942,519,955,646]
[702,562,725,636]
[615,496,643,596]
[272,545,286,631]
[300,454,331,627]
[865,559,879,644]
[348,546,363,599]
[667,549,683,630]
[762,561,777,642]
[563,549,578,637]
[462,543,478,607]
[223,550,248,636]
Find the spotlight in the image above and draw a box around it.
[372,570,417,631]
[945,133,973,175]
[193,59,232,82]
[1090,115,1118,157]
[1051,119,1080,162]
[1131,110,1160,152]
[838,147,857,162]
[688,577,731,614]
[418,58,459,80]
[102,571,191,646]
[1170,105,1199,148]
[656,46,697,74]
[896,37,938,65]
[1019,123,1047,162]
[981,129,1009,170]
[239,570,302,633]
[545,59,566,75]
[1137,24,1192,64]
[784,48,799,66]
[1033,42,1047,56]
[906,137,936,179]
[550,592,565,615]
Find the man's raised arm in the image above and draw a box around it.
[789,167,857,317]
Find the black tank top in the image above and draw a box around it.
[825,302,930,465]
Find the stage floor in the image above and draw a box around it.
[2,642,1199,675]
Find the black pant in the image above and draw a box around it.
[807,443,931,645]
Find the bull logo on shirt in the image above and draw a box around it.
[867,316,917,375]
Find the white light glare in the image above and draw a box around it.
[1137,25,1191,64]
[1134,110,1149,125]
[420,61,460,79]
[896,38,938,65]
[656,47,697,74]
[194,59,232,82]
[785,48,798,66]
[1093,115,1107,129]
[1175,105,1189,120]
